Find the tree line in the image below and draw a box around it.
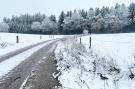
[1,2,135,34]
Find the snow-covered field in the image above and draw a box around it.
[0,33,64,56]
[81,33,135,72]
[55,33,135,89]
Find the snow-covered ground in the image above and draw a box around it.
[81,33,135,72]
[55,33,135,89]
[0,33,64,56]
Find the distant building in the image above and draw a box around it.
[83,29,89,35]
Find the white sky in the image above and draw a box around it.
[0,0,134,21]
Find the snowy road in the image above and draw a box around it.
[0,39,61,89]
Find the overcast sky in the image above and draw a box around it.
[0,0,134,21]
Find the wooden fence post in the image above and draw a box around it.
[16,36,19,43]
[40,36,42,39]
[80,37,81,44]
[76,35,77,41]
[74,35,76,40]
[89,37,91,49]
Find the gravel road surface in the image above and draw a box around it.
[0,39,60,89]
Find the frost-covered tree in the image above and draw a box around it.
[3,13,46,33]
[0,22,9,32]
[31,21,41,32]
[120,4,129,23]
[100,6,110,17]
[91,15,104,33]
[87,8,95,20]
[120,4,129,18]
[63,12,88,34]
[104,14,124,32]
[128,3,135,24]
[41,17,57,34]
[115,3,121,18]
[101,3,129,32]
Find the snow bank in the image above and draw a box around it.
[55,33,135,89]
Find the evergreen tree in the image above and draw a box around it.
[58,11,65,34]
[95,8,100,16]
[49,15,57,23]
[79,9,87,18]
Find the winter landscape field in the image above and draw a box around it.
[1,32,135,89]
[0,0,135,89]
